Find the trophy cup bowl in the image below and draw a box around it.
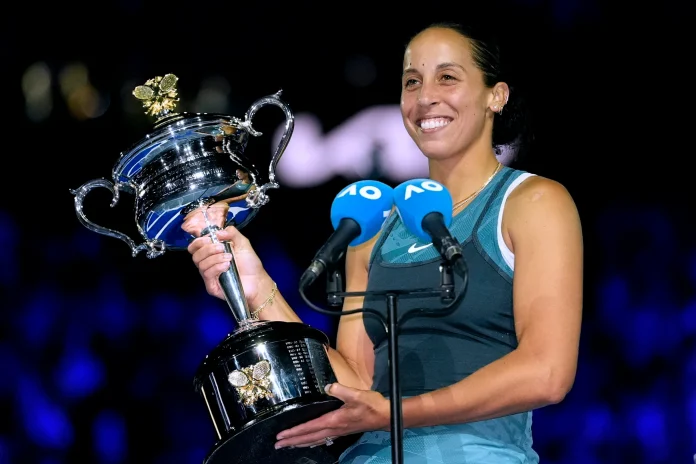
[71,74,345,464]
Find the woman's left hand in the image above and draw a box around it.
[275,383,390,449]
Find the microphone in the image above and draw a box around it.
[393,179,467,275]
[299,180,394,289]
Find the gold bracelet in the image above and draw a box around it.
[250,281,278,319]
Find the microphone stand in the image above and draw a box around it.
[304,262,467,464]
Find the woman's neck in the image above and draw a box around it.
[428,145,501,204]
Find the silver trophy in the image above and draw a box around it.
[71,74,345,464]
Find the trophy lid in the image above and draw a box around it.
[112,74,255,192]
[71,73,293,258]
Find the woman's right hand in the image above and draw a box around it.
[186,225,270,308]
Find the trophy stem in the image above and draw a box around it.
[219,242,253,326]
[199,222,253,327]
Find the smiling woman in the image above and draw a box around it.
[400,22,531,171]
[184,21,583,464]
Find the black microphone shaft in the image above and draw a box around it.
[299,217,361,289]
[421,212,468,277]
[421,213,461,260]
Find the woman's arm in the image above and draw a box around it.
[402,176,583,427]
[333,236,378,390]
[253,235,378,391]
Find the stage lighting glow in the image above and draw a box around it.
[18,376,74,449]
[21,62,53,122]
[55,347,105,400]
[58,62,109,120]
[93,410,128,463]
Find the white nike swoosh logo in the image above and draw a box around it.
[408,243,433,253]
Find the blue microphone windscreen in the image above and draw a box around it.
[330,180,394,246]
[393,179,453,241]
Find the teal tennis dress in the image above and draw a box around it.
[339,167,540,463]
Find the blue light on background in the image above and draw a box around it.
[93,410,127,464]
[18,376,74,450]
[18,291,60,350]
[54,344,105,400]
[94,276,136,341]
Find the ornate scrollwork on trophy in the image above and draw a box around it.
[132,73,180,118]
[227,360,274,406]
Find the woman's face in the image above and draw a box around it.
[400,28,496,161]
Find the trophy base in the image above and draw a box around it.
[203,399,353,464]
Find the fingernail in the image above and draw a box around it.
[223,253,233,260]
[215,244,225,252]
[324,383,332,393]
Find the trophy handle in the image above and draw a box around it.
[242,90,295,207]
[70,179,166,259]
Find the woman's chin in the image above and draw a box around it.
[415,138,457,159]
[419,147,458,161]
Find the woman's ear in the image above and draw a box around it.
[489,82,510,114]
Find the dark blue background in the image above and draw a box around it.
[1,1,693,463]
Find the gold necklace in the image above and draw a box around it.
[452,162,502,211]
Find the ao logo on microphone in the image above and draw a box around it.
[336,183,384,200]
[401,180,444,200]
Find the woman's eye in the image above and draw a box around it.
[404,79,419,87]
